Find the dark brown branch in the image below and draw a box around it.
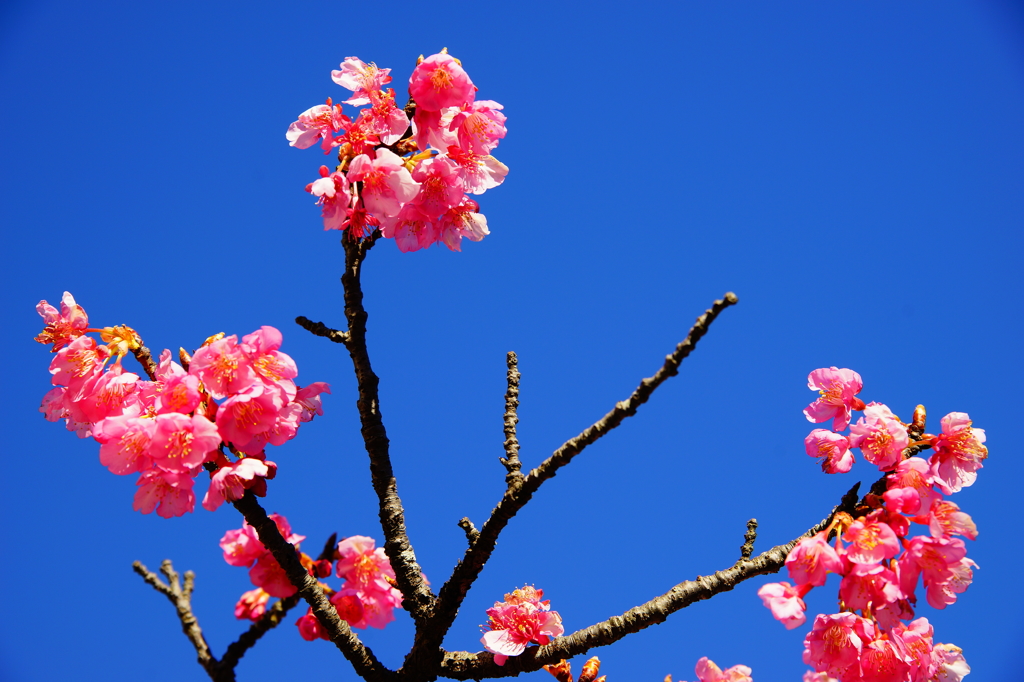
[424,293,740,669]
[230,491,397,682]
[295,315,350,345]
[499,351,524,489]
[217,532,338,673]
[339,230,435,624]
[133,560,218,677]
[736,518,758,564]
[458,517,480,545]
[131,343,159,381]
[437,481,861,680]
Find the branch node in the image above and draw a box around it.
[458,517,480,545]
[736,518,758,564]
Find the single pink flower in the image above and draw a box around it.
[296,608,330,641]
[202,457,274,511]
[94,410,156,475]
[804,429,854,473]
[931,643,970,682]
[295,382,331,422]
[802,612,873,680]
[923,500,977,540]
[841,512,901,565]
[481,586,563,666]
[215,382,288,450]
[380,204,438,253]
[220,523,266,567]
[450,100,506,155]
[71,362,139,424]
[35,292,89,351]
[307,165,353,232]
[40,386,92,437]
[837,562,902,612]
[332,57,392,106]
[49,334,110,392]
[347,148,420,219]
[898,536,969,609]
[849,402,909,471]
[412,107,460,153]
[437,198,489,252]
[410,155,464,218]
[189,335,256,400]
[409,53,475,111]
[235,587,270,621]
[446,145,508,194]
[803,367,865,431]
[686,658,753,682]
[802,673,838,682]
[249,552,296,598]
[757,582,807,629]
[149,413,221,473]
[786,532,843,587]
[885,457,940,517]
[133,468,196,518]
[929,412,987,494]
[286,100,350,152]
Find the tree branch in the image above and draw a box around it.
[230,491,398,682]
[295,315,350,345]
[499,351,524,489]
[339,230,435,624]
[133,560,219,678]
[735,518,758,565]
[437,481,861,680]
[424,293,740,669]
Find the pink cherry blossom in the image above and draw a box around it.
[40,386,92,437]
[841,512,901,565]
[94,411,156,475]
[220,523,266,567]
[296,607,330,641]
[215,382,287,450]
[929,412,987,494]
[450,100,507,155]
[202,457,275,511]
[683,658,753,682]
[848,403,909,471]
[481,586,563,666]
[445,145,509,195]
[35,291,89,351]
[931,643,970,682]
[802,612,873,680]
[335,536,396,594]
[412,107,460,153]
[889,618,936,682]
[250,552,296,598]
[359,88,410,145]
[347,148,420,218]
[410,155,464,218]
[188,335,256,400]
[838,562,902,612]
[438,198,489,252]
[898,536,969,609]
[786,532,843,587]
[803,367,865,431]
[409,53,475,111]
[332,57,392,106]
[235,587,270,621]
[757,581,807,629]
[381,204,437,253]
[295,382,331,422]
[286,100,350,152]
[71,362,139,424]
[802,673,838,682]
[307,165,353,232]
[856,633,909,682]
[804,429,854,474]
[885,457,940,517]
[133,468,196,518]
[149,413,221,472]
[923,500,977,540]
[49,334,110,392]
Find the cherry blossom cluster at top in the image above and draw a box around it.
[756,368,981,682]
[287,52,508,252]
[220,516,407,635]
[34,292,329,518]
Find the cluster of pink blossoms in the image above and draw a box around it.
[287,51,507,252]
[481,586,564,665]
[756,367,981,681]
[35,292,329,518]
[221,522,409,637]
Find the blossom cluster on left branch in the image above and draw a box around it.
[35,291,330,517]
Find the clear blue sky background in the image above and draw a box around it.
[2,2,1022,680]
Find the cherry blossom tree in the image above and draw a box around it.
[32,52,981,682]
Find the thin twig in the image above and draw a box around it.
[437,482,861,679]
[736,519,758,564]
[295,315,350,345]
[424,293,740,668]
[133,560,218,677]
[339,230,435,624]
[458,517,480,545]
[499,351,524,489]
[131,344,159,381]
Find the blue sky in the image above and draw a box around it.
[2,1,1022,680]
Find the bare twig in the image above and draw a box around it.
[131,343,159,381]
[339,230,435,624]
[736,519,758,564]
[499,351,524,489]
[133,560,218,677]
[437,482,861,679]
[295,315,351,345]
[426,293,740,657]
[458,517,480,545]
